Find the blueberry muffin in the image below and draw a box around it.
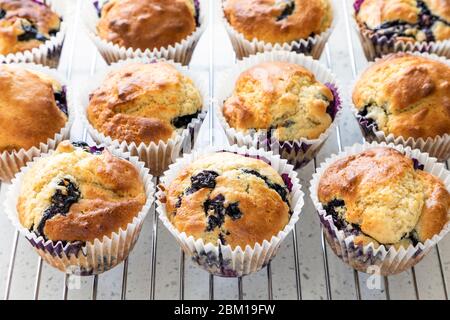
[353,53,450,140]
[96,0,199,51]
[87,61,203,145]
[0,64,68,153]
[161,152,292,249]
[0,0,61,55]
[355,0,450,43]
[222,61,335,141]
[17,141,146,243]
[223,0,333,44]
[318,147,450,248]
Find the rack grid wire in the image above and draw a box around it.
[1,0,449,300]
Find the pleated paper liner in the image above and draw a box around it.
[0,63,74,182]
[221,0,337,60]
[352,0,450,60]
[78,57,208,177]
[3,145,155,275]
[216,51,343,169]
[0,0,68,68]
[351,51,450,161]
[83,0,207,65]
[156,144,305,277]
[310,141,450,276]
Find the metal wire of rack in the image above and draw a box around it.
[1,0,450,300]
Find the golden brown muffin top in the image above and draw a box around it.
[223,61,334,141]
[318,147,450,247]
[162,152,292,249]
[356,0,450,42]
[0,0,61,55]
[0,64,67,153]
[17,141,146,243]
[96,0,197,51]
[223,0,333,43]
[353,53,450,139]
[87,61,203,145]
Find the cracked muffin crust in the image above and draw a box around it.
[222,61,334,141]
[318,147,450,248]
[223,0,333,44]
[0,64,67,153]
[96,0,198,51]
[353,53,450,140]
[17,141,146,243]
[87,61,203,145]
[355,0,450,43]
[161,152,292,249]
[0,0,61,55]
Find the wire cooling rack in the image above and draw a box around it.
[1,0,449,300]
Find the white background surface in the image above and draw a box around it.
[0,0,449,300]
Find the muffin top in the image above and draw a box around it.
[96,0,198,51]
[223,0,333,43]
[353,53,450,140]
[162,152,292,249]
[87,61,203,145]
[17,141,146,243]
[318,147,450,248]
[222,61,334,141]
[0,0,61,55]
[355,0,450,42]
[0,64,67,153]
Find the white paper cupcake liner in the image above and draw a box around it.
[351,51,450,161]
[83,0,207,65]
[310,141,450,276]
[3,144,155,275]
[78,57,208,177]
[0,63,74,183]
[352,0,450,60]
[221,0,337,60]
[156,144,305,277]
[216,51,343,169]
[0,0,68,68]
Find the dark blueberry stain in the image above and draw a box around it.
[72,142,104,155]
[54,86,68,116]
[276,0,295,21]
[369,0,450,42]
[186,170,219,195]
[281,120,295,128]
[241,169,290,207]
[171,111,200,129]
[48,28,59,37]
[218,232,227,245]
[35,178,81,238]
[0,9,6,19]
[412,158,425,171]
[358,104,379,131]
[18,21,49,42]
[194,0,200,27]
[204,194,242,232]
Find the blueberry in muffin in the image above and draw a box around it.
[0,0,61,55]
[0,64,68,153]
[222,61,336,141]
[162,152,292,249]
[17,141,146,243]
[355,0,450,43]
[96,0,199,51]
[318,147,450,248]
[353,53,450,140]
[223,0,333,44]
[87,61,203,145]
